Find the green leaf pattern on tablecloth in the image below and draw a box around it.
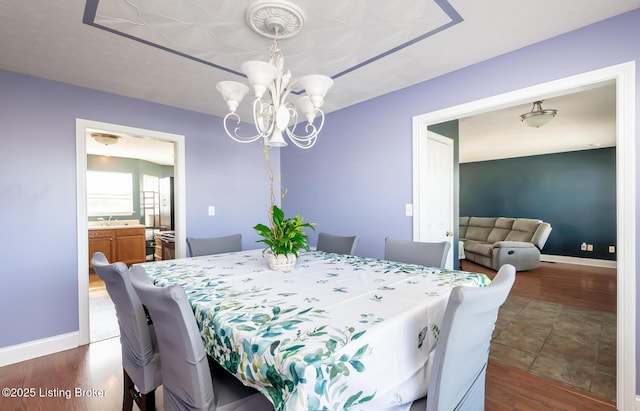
[140,251,489,410]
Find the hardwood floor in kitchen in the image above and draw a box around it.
[0,260,617,410]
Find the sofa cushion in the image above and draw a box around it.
[486,218,514,243]
[465,217,496,242]
[463,240,493,257]
[495,217,515,229]
[504,219,541,242]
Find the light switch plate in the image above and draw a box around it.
[405,204,413,217]
[208,206,215,216]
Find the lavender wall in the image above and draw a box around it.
[282,8,640,389]
[0,70,274,347]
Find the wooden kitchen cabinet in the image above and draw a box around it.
[89,226,146,271]
[115,227,146,266]
[88,229,115,272]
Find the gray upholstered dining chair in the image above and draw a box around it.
[316,232,360,255]
[90,252,161,411]
[187,233,242,257]
[409,264,516,411]
[384,237,451,268]
[129,265,274,411]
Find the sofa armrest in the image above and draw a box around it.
[492,243,541,271]
[492,241,536,249]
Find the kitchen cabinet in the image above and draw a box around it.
[115,227,146,266]
[89,226,146,271]
[89,229,115,271]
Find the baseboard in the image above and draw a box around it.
[541,254,617,269]
[0,332,80,367]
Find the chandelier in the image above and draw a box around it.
[520,100,558,128]
[216,0,333,149]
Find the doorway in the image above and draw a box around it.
[412,62,636,408]
[75,119,187,345]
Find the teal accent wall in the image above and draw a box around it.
[87,155,174,222]
[460,147,616,260]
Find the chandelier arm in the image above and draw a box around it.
[283,108,324,149]
[284,127,318,149]
[252,97,274,137]
[286,105,299,128]
[222,112,264,144]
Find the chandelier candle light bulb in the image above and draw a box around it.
[216,0,333,149]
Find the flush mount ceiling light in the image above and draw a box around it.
[520,100,558,128]
[216,0,333,149]
[92,132,121,145]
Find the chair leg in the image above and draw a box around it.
[122,369,134,411]
[138,389,156,411]
[122,369,156,411]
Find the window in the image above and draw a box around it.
[87,171,134,216]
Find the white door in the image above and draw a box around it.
[415,130,454,268]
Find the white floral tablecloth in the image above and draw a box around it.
[139,249,489,411]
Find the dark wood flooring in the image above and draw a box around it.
[0,260,617,410]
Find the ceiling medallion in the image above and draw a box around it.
[245,0,305,39]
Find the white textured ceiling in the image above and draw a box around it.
[86,128,176,165]
[0,0,634,162]
[459,82,617,163]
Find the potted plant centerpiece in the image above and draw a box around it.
[254,205,315,272]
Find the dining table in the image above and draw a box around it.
[138,249,490,411]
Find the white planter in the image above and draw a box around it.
[266,252,297,272]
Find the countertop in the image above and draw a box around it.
[88,222,146,230]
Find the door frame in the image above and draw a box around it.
[412,61,635,408]
[75,118,187,345]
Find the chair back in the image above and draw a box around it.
[187,234,242,257]
[130,265,274,411]
[90,252,161,394]
[426,264,516,411]
[384,238,451,268]
[130,265,215,410]
[316,232,360,255]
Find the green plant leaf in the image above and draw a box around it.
[253,205,315,257]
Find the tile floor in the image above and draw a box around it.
[490,295,616,401]
[89,281,119,343]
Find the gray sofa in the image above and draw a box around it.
[459,217,552,271]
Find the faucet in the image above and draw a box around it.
[97,216,113,226]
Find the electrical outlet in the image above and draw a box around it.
[208,205,215,216]
[609,245,616,253]
[580,242,587,251]
[587,244,593,252]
